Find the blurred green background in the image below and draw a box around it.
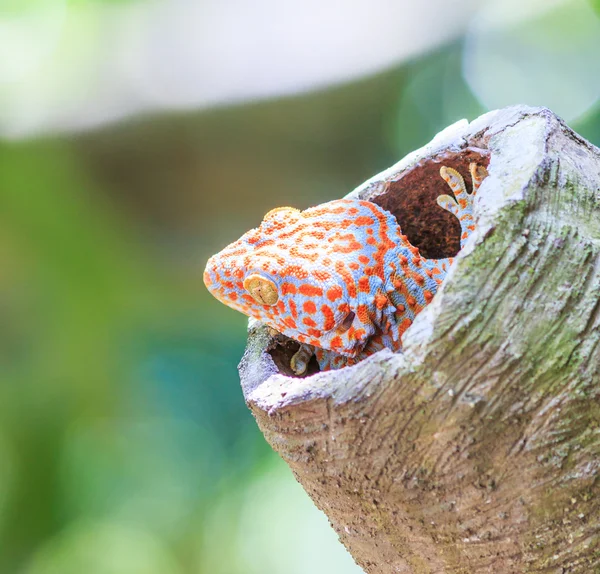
[1,0,600,572]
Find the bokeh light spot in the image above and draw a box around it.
[463,0,600,121]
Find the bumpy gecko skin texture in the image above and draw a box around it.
[204,163,487,374]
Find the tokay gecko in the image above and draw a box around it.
[204,163,488,375]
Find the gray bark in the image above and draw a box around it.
[238,106,600,573]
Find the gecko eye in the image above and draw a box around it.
[243,274,279,306]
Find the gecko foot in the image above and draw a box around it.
[290,343,315,376]
[437,163,488,249]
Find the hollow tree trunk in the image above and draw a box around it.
[238,106,600,573]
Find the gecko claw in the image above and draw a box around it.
[438,163,487,249]
[469,162,488,193]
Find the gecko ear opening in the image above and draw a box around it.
[243,274,279,306]
[336,311,355,334]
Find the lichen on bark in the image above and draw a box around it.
[237,106,600,574]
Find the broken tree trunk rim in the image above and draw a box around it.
[238,105,600,573]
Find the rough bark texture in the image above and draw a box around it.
[238,106,600,573]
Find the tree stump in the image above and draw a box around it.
[238,106,600,573]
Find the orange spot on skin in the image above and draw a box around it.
[289,299,298,319]
[393,276,408,292]
[331,235,362,253]
[406,295,417,307]
[229,292,238,301]
[413,273,425,287]
[327,286,343,302]
[313,270,331,281]
[349,262,360,270]
[399,317,413,335]
[358,255,370,265]
[290,247,319,262]
[313,220,337,232]
[335,261,356,298]
[330,336,343,350]
[303,317,317,328]
[375,293,388,310]
[321,304,335,331]
[283,317,297,330]
[322,258,332,266]
[281,282,297,295]
[303,301,317,314]
[354,215,375,226]
[298,229,326,241]
[357,304,370,324]
[255,239,276,249]
[396,303,405,312]
[424,290,434,303]
[309,339,321,347]
[367,237,377,246]
[354,328,366,340]
[308,205,345,218]
[399,255,408,266]
[358,276,370,293]
[361,202,397,292]
[282,265,309,280]
[299,284,323,297]
[307,328,323,338]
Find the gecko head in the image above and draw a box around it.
[204,203,376,357]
